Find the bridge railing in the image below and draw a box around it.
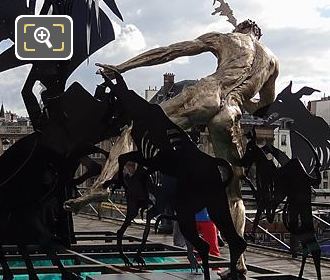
[243,196,330,260]
[75,187,330,260]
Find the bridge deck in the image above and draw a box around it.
[74,215,330,280]
[1,214,329,279]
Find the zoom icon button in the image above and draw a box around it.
[34,27,53,49]
[15,15,73,61]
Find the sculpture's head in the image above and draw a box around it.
[233,19,262,40]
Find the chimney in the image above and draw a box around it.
[163,73,175,91]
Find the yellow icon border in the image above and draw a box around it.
[24,24,35,33]
[52,24,65,33]
[23,23,66,52]
[23,42,35,52]
[53,42,65,52]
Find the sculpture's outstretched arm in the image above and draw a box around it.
[97,32,221,75]
[243,60,279,114]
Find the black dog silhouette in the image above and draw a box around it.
[106,167,182,268]
[101,71,246,280]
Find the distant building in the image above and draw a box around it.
[307,97,330,190]
[273,119,292,160]
[145,86,158,102]
[0,104,34,155]
[0,103,19,123]
[308,96,330,125]
[149,73,197,104]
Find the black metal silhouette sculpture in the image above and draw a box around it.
[0,73,120,279]
[0,88,122,278]
[108,167,200,271]
[112,166,189,266]
[0,132,94,280]
[254,81,330,172]
[0,4,123,270]
[0,0,122,233]
[98,69,246,280]
[106,166,160,267]
[241,128,322,280]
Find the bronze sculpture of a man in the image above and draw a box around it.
[97,19,279,273]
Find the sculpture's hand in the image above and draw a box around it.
[95,63,120,80]
[96,66,129,95]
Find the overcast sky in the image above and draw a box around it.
[1,0,330,116]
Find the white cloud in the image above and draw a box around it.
[255,0,330,29]
[117,24,146,52]
[0,64,32,116]
[1,0,330,114]
[172,57,190,65]
[97,22,147,61]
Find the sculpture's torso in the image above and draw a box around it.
[185,32,277,105]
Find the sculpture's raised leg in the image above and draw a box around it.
[206,95,247,274]
[161,89,247,273]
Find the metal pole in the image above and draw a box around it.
[313,213,330,227]
[77,190,99,215]
[245,216,291,250]
[107,198,127,218]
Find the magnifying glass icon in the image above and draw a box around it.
[34,27,53,49]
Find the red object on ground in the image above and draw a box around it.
[196,221,220,257]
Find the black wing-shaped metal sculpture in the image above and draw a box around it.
[0,0,122,82]
[1,0,123,154]
[254,82,330,172]
[0,0,35,72]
